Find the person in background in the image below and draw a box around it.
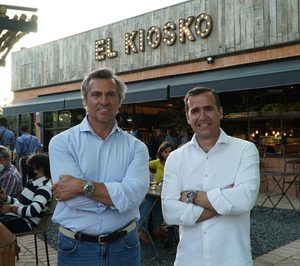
[49,67,149,266]
[138,141,174,244]
[0,145,22,198]
[178,128,191,147]
[148,128,165,160]
[129,126,139,138]
[0,116,15,152]
[15,123,43,185]
[162,87,260,266]
[0,153,52,233]
[165,128,179,148]
[15,123,43,159]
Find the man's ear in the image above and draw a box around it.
[186,112,191,125]
[219,107,224,120]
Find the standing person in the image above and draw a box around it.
[138,141,174,244]
[148,128,164,159]
[15,123,43,185]
[49,67,149,266]
[161,87,260,266]
[0,153,52,233]
[0,145,22,198]
[165,128,179,148]
[15,123,43,159]
[0,116,15,152]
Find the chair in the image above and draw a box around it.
[283,159,300,199]
[16,198,57,266]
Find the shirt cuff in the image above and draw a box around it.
[207,187,232,215]
[179,203,203,226]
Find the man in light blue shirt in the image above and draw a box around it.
[15,123,42,185]
[49,67,149,266]
[0,117,15,151]
[15,123,42,158]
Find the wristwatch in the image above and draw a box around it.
[83,181,95,197]
[187,191,197,203]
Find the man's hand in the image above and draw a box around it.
[180,191,189,203]
[52,175,85,201]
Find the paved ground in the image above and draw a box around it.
[14,192,300,266]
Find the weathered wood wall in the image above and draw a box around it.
[11,0,300,91]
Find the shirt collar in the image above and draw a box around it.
[191,128,229,148]
[79,116,121,138]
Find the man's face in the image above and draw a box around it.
[84,78,121,126]
[186,91,223,141]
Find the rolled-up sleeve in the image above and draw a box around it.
[207,143,260,215]
[105,141,150,213]
[162,154,203,226]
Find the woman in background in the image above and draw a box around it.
[138,141,174,244]
[0,153,52,233]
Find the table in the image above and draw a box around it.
[139,185,162,262]
[140,185,162,244]
[260,171,299,210]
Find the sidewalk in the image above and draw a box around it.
[15,192,300,266]
[15,235,57,266]
[253,192,300,265]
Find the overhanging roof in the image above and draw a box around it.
[3,80,169,115]
[169,57,300,97]
[4,57,300,115]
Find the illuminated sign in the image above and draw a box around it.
[95,13,212,61]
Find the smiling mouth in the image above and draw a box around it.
[197,122,210,127]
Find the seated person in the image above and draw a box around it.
[138,141,174,244]
[0,153,52,233]
[0,145,22,198]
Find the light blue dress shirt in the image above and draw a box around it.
[0,126,15,150]
[15,133,42,156]
[49,117,150,235]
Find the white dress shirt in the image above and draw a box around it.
[49,117,149,234]
[162,129,260,266]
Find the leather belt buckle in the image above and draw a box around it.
[98,234,109,244]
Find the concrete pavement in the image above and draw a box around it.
[14,192,300,265]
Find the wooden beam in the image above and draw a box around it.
[0,4,38,12]
[0,17,37,32]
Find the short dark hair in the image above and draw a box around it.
[81,67,127,103]
[0,117,8,127]
[184,86,221,113]
[27,153,51,180]
[20,123,29,133]
[157,141,174,162]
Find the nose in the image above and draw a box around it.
[198,109,207,120]
[99,94,109,105]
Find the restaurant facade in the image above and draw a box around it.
[4,0,300,154]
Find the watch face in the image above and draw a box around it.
[84,181,94,196]
[187,191,196,203]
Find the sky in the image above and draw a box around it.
[0,0,187,106]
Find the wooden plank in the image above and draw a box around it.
[276,0,288,42]
[269,0,277,44]
[287,0,299,40]
[253,0,265,47]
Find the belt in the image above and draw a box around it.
[59,221,136,244]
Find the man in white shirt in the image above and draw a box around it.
[161,87,260,266]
